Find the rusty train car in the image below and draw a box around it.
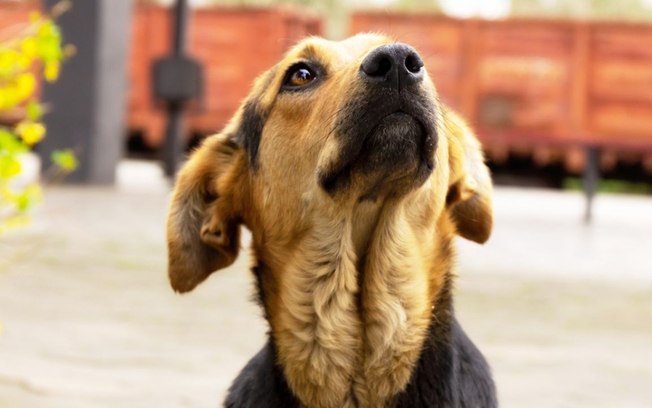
[351,12,652,174]
[129,5,322,147]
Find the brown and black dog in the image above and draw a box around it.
[166,33,496,408]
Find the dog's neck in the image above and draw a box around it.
[251,190,455,408]
[350,199,384,266]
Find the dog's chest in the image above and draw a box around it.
[271,214,435,408]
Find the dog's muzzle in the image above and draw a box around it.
[320,44,437,196]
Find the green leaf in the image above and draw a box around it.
[0,155,22,178]
[26,100,44,121]
[13,184,41,212]
[0,129,28,155]
[51,149,78,173]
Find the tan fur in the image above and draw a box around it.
[167,34,493,407]
[445,109,494,243]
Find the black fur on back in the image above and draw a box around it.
[393,275,497,408]
[224,341,301,408]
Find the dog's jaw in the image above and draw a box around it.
[317,81,439,201]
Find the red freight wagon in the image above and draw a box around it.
[129,5,322,147]
[588,23,652,145]
[351,12,652,173]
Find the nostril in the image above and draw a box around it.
[405,53,423,74]
[361,53,393,78]
[376,57,392,76]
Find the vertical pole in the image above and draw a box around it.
[173,0,189,53]
[163,101,184,177]
[583,145,600,224]
[162,0,189,178]
[40,0,132,184]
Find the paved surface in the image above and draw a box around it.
[1,161,651,407]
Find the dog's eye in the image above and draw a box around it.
[283,63,317,89]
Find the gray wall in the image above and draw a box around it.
[40,0,133,184]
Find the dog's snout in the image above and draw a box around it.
[360,43,424,90]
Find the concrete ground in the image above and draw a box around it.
[0,160,651,407]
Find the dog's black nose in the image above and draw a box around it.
[360,43,424,91]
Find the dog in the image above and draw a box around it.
[166,33,497,408]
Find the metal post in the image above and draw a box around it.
[173,0,189,53]
[583,145,600,224]
[163,101,184,177]
[162,0,189,178]
[40,0,132,184]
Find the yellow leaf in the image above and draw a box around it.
[1,86,19,109]
[0,156,21,178]
[0,49,19,75]
[44,61,59,82]
[16,122,46,145]
[21,38,38,59]
[15,73,36,102]
[37,20,57,38]
[17,54,33,70]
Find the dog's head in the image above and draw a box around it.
[167,33,492,293]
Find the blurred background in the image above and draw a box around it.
[0,0,651,407]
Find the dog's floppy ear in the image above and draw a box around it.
[445,108,493,244]
[167,69,272,293]
[166,133,245,293]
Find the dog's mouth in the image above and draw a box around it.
[319,100,437,197]
[355,111,429,172]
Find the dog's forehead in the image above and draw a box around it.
[287,33,394,67]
